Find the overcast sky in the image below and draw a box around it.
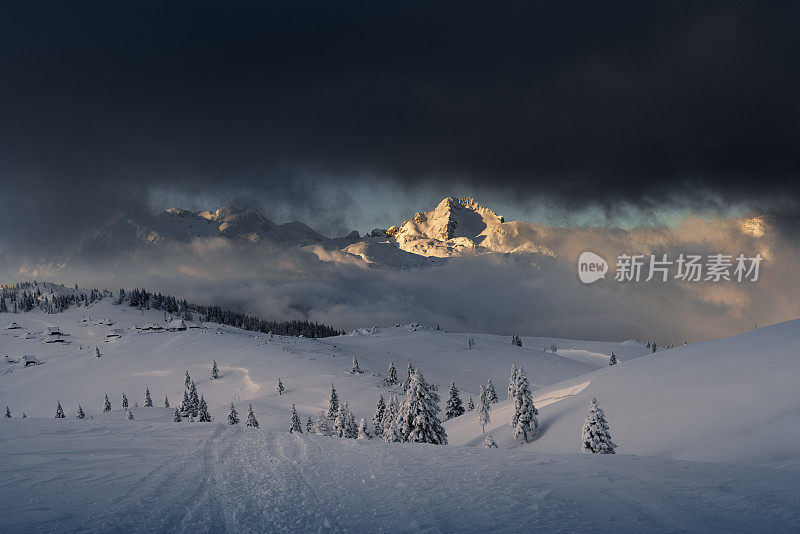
[2,1,800,241]
[2,3,800,340]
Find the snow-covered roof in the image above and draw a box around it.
[166,319,187,330]
[6,321,20,329]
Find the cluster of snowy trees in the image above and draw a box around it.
[115,287,343,338]
[511,334,522,347]
[176,371,212,422]
[0,282,110,315]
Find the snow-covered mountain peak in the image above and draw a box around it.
[389,196,510,257]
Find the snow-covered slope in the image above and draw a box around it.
[2,294,800,531]
[3,419,800,533]
[446,321,800,468]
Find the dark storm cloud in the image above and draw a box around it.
[2,1,800,243]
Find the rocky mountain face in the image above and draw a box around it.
[50,198,556,269]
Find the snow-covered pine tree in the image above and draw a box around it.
[327,383,339,419]
[479,385,493,432]
[468,337,474,350]
[306,416,314,434]
[349,356,362,374]
[184,370,191,389]
[4,406,10,418]
[245,404,259,428]
[384,362,398,386]
[483,434,498,448]
[402,361,415,393]
[55,402,65,418]
[381,395,403,443]
[164,395,170,408]
[188,381,199,417]
[346,407,358,438]
[197,396,211,422]
[511,367,538,443]
[581,398,617,454]
[103,394,111,412]
[126,409,134,421]
[315,410,332,436]
[507,363,518,399]
[289,404,303,433]
[467,396,475,411]
[121,393,128,410]
[144,387,153,407]
[77,405,85,419]
[276,378,284,395]
[373,394,386,436]
[211,360,219,379]
[357,418,370,439]
[173,408,182,422]
[445,381,465,420]
[179,390,190,417]
[609,352,618,366]
[486,378,498,403]
[227,402,239,425]
[95,346,101,358]
[398,370,447,445]
[0,297,7,313]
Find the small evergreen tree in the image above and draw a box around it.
[483,434,498,448]
[402,361,415,393]
[349,356,362,374]
[95,346,101,358]
[384,362,398,386]
[507,363,518,399]
[444,381,465,420]
[126,409,134,421]
[289,404,303,433]
[381,395,403,443]
[164,395,170,408]
[315,410,332,436]
[144,387,153,407]
[77,405,85,419]
[478,385,491,432]
[581,398,617,454]
[173,408,182,422]
[357,418,370,439]
[211,360,219,379]
[327,383,339,419]
[103,394,112,412]
[184,370,191,389]
[188,381,199,417]
[511,367,538,443]
[609,352,618,366]
[276,378,285,395]
[4,407,10,418]
[397,370,447,445]
[373,394,386,436]
[121,393,128,410]
[245,404,259,428]
[468,337,475,350]
[179,390,190,416]
[334,402,355,438]
[227,402,239,425]
[467,396,475,411]
[197,396,211,422]
[486,378,498,403]
[306,416,314,434]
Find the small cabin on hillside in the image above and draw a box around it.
[166,319,187,331]
[23,355,41,366]
[46,326,66,336]
[6,321,20,330]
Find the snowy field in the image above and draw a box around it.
[2,296,800,532]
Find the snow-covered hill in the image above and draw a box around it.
[2,293,800,531]
[446,320,800,468]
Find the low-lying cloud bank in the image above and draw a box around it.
[5,212,799,345]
